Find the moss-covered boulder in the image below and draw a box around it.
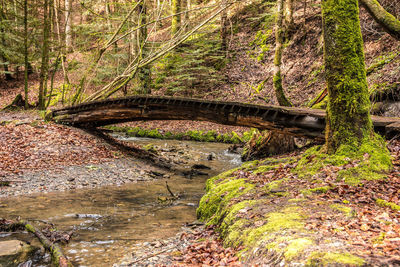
[197,158,369,266]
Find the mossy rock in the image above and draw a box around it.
[197,156,370,265]
[0,240,38,267]
[307,252,364,266]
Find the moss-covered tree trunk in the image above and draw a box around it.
[273,0,291,107]
[136,1,151,94]
[0,5,13,81]
[171,0,181,35]
[322,0,374,153]
[360,0,400,40]
[183,0,190,27]
[23,0,28,109]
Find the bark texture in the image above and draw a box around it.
[360,0,400,40]
[273,0,292,107]
[137,1,151,94]
[171,0,181,35]
[51,95,400,139]
[65,0,72,50]
[242,131,296,161]
[38,0,50,110]
[322,0,372,153]
[24,0,28,108]
[221,0,228,51]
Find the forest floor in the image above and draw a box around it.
[0,111,212,197]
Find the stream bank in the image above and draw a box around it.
[0,133,242,266]
[194,142,400,266]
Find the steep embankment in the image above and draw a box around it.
[218,0,399,107]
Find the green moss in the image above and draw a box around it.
[143,144,158,153]
[264,179,285,192]
[330,204,355,217]
[301,186,332,196]
[273,71,292,106]
[242,207,305,247]
[371,232,386,244]
[310,186,331,194]
[307,252,365,266]
[205,167,241,191]
[240,160,260,170]
[252,164,279,174]
[231,131,243,144]
[263,207,305,232]
[366,51,400,75]
[376,198,400,211]
[295,134,392,185]
[312,97,328,110]
[104,125,255,144]
[221,200,259,246]
[197,178,255,224]
[285,238,314,260]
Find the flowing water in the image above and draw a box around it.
[0,137,241,266]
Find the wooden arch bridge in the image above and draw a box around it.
[51,95,400,139]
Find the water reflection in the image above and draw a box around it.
[0,138,241,266]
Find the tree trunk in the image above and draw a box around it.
[171,0,181,35]
[182,0,190,27]
[273,0,291,107]
[220,0,228,52]
[0,6,12,81]
[24,0,29,109]
[284,0,294,30]
[38,0,50,110]
[65,0,72,51]
[136,1,151,94]
[242,131,296,161]
[54,0,70,105]
[359,0,400,40]
[322,0,372,153]
[105,0,112,32]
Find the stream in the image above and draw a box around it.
[0,137,241,266]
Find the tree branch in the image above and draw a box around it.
[360,0,400,40]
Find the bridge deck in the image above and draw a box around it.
[51,96,400,139]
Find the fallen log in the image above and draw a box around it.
[51,95,400,139]
[0,219,72,267]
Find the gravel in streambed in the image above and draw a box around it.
[0,158,167,197]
